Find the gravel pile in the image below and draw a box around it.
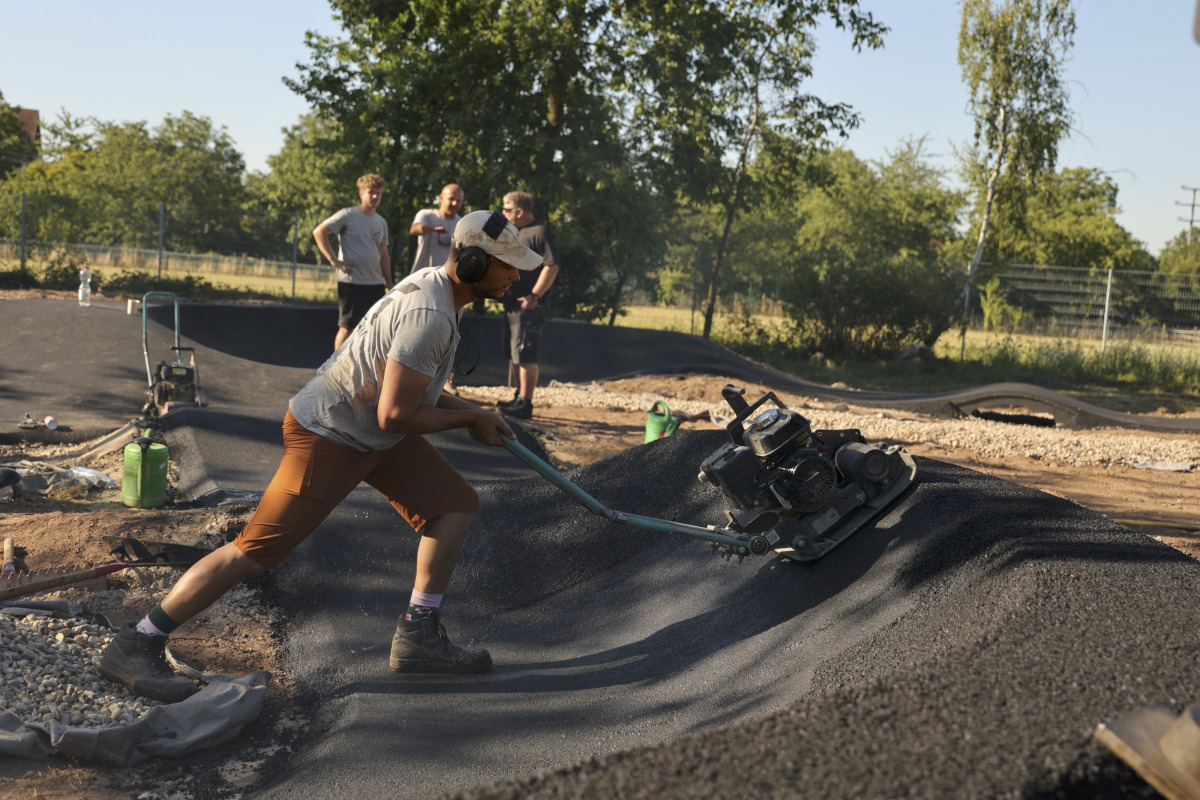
[0,612,166,729]
[471,380,1200,470]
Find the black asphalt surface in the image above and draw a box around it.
[3,296,1198,798]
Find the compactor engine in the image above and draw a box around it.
[698,385,916,561]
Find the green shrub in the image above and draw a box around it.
[781,253,959,358]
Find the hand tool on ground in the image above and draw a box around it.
[502,383,918,562]
[2,537,16,578]
[0,537,212,603]
[141,291,208,417]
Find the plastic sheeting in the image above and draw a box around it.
[1,672,270,765]
[0,460,115,495]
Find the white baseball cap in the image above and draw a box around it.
[452,210,544,271]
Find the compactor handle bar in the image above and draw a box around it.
[499,435,769,558]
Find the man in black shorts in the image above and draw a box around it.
[313,173,394,350]
[498,191,561,419]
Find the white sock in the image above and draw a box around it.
[409,590,443,609]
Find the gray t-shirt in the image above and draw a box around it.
[288,267,461,451]
[322,206,389,285]
[410,209,460,273]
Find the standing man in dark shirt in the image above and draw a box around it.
[497,191,560,419]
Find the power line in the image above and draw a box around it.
[1177,184,1200,245]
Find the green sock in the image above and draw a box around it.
[146,602,181,635]
[405,603,438,621]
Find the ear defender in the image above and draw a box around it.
[454,210,510,283]
[455,246,491,283]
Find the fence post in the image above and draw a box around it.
[1100,267,1113,355]
[291,213,299,300]
[157,201,165,278]
[19,192,26,276]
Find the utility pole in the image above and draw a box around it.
[1178,185,1200,245]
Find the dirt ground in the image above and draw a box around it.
[1,369,1198,797]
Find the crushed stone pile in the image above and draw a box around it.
[0,612,165,728]
[442,431,1199,799]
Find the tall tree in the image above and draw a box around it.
[956,0,1076,353]
[290,0,663,320]
[614,1,886,337]
[0,90,37,179]
[770,142,965,355]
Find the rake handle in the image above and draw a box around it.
[0,561,193,603]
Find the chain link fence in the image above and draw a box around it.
[987,264,1200,349]
[4,194,1200,349]
[1,195,335,302]
[0,237,336,302]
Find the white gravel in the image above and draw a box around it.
[493,380,1200,470]
[0,613,164,729]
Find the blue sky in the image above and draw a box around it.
[3,1,1197,255]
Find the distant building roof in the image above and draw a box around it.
[15,108,39,145]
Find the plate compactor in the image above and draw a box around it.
[140,291,207,417]
[503,384,917,562]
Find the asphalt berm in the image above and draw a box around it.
[2,295,1197,798]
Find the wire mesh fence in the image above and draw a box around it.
[4,193,1200,350]
[989,264,1200,348]
[0,237,337,302]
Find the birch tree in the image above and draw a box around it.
[956,0,1076,354]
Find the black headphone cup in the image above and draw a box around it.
[455,246,490,283]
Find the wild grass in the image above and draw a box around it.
[611,310,1200,414]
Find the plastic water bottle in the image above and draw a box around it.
[78,266,92,307]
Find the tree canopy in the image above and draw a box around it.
[945,166,1154,273]
[0,91,37,179]
[770,142,966,354]
[1159,230,1200,275]
[288,0,885,325]
[955,0,1077,348]
[0,112,248,252]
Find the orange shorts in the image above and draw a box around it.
[232,410,481,568]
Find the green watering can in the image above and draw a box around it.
[644,401,680,443]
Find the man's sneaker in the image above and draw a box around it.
[97,624,200,703]
[496,392,522,410]
[501,396,533,420]
[389,610,492,674]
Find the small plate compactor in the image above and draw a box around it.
[503,384,917,562]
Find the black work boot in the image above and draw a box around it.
[97,623,199,703]
[389,610,492,674]
[500,396,533,420]
[496,391,522,409]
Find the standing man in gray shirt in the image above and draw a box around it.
[409,183,464,273]
[314,173,394,350]
[97,210,545,703]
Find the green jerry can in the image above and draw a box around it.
[122,435,168,509]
